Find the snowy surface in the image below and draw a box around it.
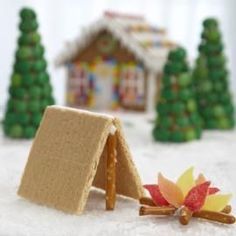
[0,113,236,236]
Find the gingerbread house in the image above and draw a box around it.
[56,11,176,112]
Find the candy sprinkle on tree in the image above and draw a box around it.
[153,47,202,142]
[193,18,235,129]
[3,7,54,138]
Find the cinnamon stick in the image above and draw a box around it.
[106,133,117,210]
[139,206,176,216]
[139,204,232,213]
[193,210,235,224]
[139,197,156,206]
[179,207,193,225]
[221,205,232,214]
[139,197,232,214]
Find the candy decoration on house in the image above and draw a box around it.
[193,18,235,129]
[139,167,235,225]
[3,7,54,139]
[56,11,176,112]
[153,47,202,142]
[18,106,144,214]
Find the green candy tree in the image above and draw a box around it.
[193,18,235,129]
[3,7,55,138]
[153,47,202,142]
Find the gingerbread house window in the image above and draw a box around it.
[67,64,94,107]
[120,65,145,108]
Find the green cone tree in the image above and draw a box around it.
[193,18,235,129]
[153,47,202,142]
[3,7,54,138]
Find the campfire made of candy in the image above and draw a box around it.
[139,167,235,225]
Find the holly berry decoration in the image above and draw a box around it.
[139,167,235,225]
[153,47,202,142]
[3,7,55,138]
[193,18,235,129]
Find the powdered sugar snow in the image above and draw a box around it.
[0,113,235,236]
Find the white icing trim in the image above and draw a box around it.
[55,15,175,74]
[109,125,117,135]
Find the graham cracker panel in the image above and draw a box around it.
[92,143,107,189]
[19,157,90,212]
[115,121,144,199]
[93,119,145,200]
[28,107,112,163]
[18,106,113,214]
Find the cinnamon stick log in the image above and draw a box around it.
[139,199,232,214]
[221,205,232,214]
[106,133,117,210]
[139,197,156,206]
[193,210,235,224]
[179,207,193,225]
[139,206,176,216]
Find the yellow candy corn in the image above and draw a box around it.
[202,194,232,212]
[177,166,195,197]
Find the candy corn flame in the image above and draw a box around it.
[144,167,232,212]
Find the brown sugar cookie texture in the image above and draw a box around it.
[18,106,144,214]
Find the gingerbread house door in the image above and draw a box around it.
[94,61,115,110]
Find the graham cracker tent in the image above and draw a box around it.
[18,106,144,214]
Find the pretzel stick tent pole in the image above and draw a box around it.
[106,132,117,210]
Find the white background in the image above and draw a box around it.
[0,0,236,111]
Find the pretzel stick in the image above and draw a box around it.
[106,133,117,210]
[139,206,176,216]
[221,205,231,214]
[179,207,193,225]
[192,210,235,224]
[139,197,156,206]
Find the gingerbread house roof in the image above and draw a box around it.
[18,106,144,214]
[56,11,176,74]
